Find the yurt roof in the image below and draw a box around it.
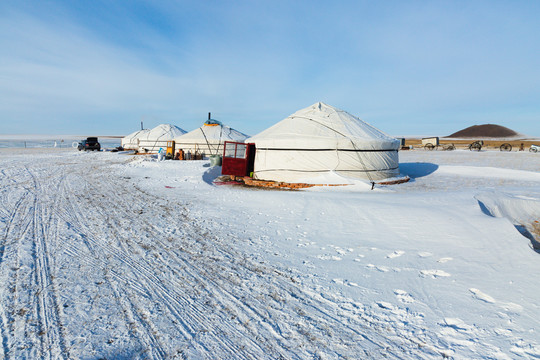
[175,121,248,142]
[122,128,151,140]
[247,102,398,150]
[141,124,186,140]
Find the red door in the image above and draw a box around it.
[222,142,255,177]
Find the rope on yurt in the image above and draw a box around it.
[199,127,220,156]
[149,128,174,153]
[293,115,376,189]
[218,125,223,154]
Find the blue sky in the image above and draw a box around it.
[1,0,539,137]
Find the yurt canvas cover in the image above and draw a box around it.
[138,124,186,153]
[247,102,400,182]
[121,129,151,150]
[174,120,248,157]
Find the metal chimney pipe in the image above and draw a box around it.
[208,112,211,120]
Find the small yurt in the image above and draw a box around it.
[121,129,151,150]
[174,118,248,157]
[137,124,186,153]
[247,102,400,183]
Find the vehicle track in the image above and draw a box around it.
[120,192,425,358]
[27,166,70,359]
[54,164,312,358]
[0,165,41,358]
[67,171,316,358]
[0,189,33,358]
[0,164,65,358]
[59,159,435,359]
[1,152,445,359]
[56,176,246,358]
[54,168,167,358]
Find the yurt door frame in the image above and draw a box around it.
[221,141,256,177]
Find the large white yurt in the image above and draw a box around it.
[247,102,400,183]
[137,124,186,153]
[121,129,151,150]
[174,119,248,157]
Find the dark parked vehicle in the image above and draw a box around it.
[78,137,101,151]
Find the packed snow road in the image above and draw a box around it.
[1,148,540,359]
[0,149,439,359]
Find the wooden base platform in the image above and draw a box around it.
[214,175,410,190]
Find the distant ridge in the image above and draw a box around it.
[447,124,519,138]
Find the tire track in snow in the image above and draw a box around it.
[58,168,292,358]
[67,169,285,358]
[156,210,424,358]
[26,166,69,359]
[0,164,69,359]
[2,154,175,358]
[0,191,34,359]
[0,166,43,359]
[116,169,432,358]
[184,231,418,359]
[55,176,169,358]
[58,195,219,359]
[76,168,420,359]
[114,183,359,358]
[38,158,166,358]
[1,152,445,359]
[57,233,167,359]
[92,179,301,358]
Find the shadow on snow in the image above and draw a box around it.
[399,162,439,179]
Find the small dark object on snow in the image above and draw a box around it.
[77,137,101,151]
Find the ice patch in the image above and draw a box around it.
[418,252,433,258]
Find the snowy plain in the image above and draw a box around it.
[0,147,539,359]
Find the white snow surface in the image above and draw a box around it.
[0,148,539,359]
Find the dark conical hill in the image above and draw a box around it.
[448,124,519,138]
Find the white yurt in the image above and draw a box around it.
[121,129,151,150]
[137,124,186,153]
[247,102,400,183]
[174,119,248,157]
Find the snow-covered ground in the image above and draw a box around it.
[0,148,539,359]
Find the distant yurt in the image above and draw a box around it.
[121,129,151,150]
[137,124,186,153]
[174,118,248,157]
[247,102,400,183]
